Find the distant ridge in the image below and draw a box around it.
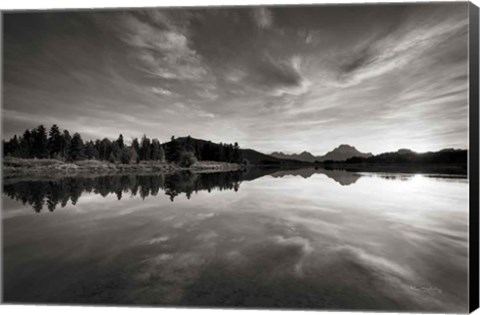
[270,151,316,162]
[271,144,373,162]
[317,144,373,162]
[344,148,467,165]
[170,137,307,165]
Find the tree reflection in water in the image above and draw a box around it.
[3,167,365,213]
[3,171,243,213]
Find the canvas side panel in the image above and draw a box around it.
[469,1,479,313]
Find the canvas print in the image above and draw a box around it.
[1,2,478,313]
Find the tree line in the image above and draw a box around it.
[342,149,467,165]
[2,124,243,166]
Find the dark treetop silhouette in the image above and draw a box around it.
[2,124,468,170]
[2,124,243,166]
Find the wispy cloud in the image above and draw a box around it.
[335,14,468,87]
[150,87,173,96]
[252,7,273,29]
[2,4,469,154]
[121,13,209,81]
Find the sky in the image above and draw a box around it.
[2,3,470,155]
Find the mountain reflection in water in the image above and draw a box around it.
[2,168,468,312]
[3,168,365,213]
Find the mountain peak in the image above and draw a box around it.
[271,145,372,162]
[299,151,315,157]
[337,144,354,149]
[397,148,415,154]
[317,144,372,162]
[270,150,316,162]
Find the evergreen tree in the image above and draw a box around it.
[48,124,62,158]
[18,129,33,158]
[68,133,85,161]
[233,142,242,163]
[185,135,194,152]
[31,125,49,158]
[84,141,99,159]
[3,125,245,165]
[97,138,112,161]
[159,146,165,162]
[4,135,20,157]
[61,130,72,160]
[108,142,122,163]
[131,138,140,159]
[116,134,124,149]
[120,147,138,164]
[150,139,163,161]
[166,135,180,162]
[140,135,151,161]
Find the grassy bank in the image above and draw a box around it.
[2,157,241,178]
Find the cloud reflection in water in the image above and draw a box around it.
[2,170,468,311]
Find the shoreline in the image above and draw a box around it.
[2,158,467,181]
[2,158,241,179]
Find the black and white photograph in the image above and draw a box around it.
[1,1,479,313]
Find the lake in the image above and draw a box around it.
[2,168,469,312]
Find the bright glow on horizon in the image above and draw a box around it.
[2,4,469,155]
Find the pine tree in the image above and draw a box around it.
[31,125,49,158]
[84,141,99,159]
[120,147,137,164]
[19,129,33,158]
[131,138,140,158]
[68,133,85,161]
[4,135,20,157]
[166,135,181,162]
[150,139,162,161]
[140,135,151,161]
[97,138,112,160]
[48,124,62,158]
[159,146,165,162]
[108,142,122,163]
[61,130,72,160]
[116,134,124,150]
[3,125,244,165]
[233,142,242,163]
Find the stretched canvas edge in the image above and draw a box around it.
[469,1,479,313]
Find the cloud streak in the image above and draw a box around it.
[2,3,470,155]
[252,7,273,29]
[122,13,209,81]
[335,14,468,87]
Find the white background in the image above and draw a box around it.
[0,0,479,314]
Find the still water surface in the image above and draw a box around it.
[2,169,468,312]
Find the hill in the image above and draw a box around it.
[271,151,316,162]
[241,148,282,164]
[271,144,372,162]
[168,137,306,166]
[343,148,467,165]
[317,144,373,162]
